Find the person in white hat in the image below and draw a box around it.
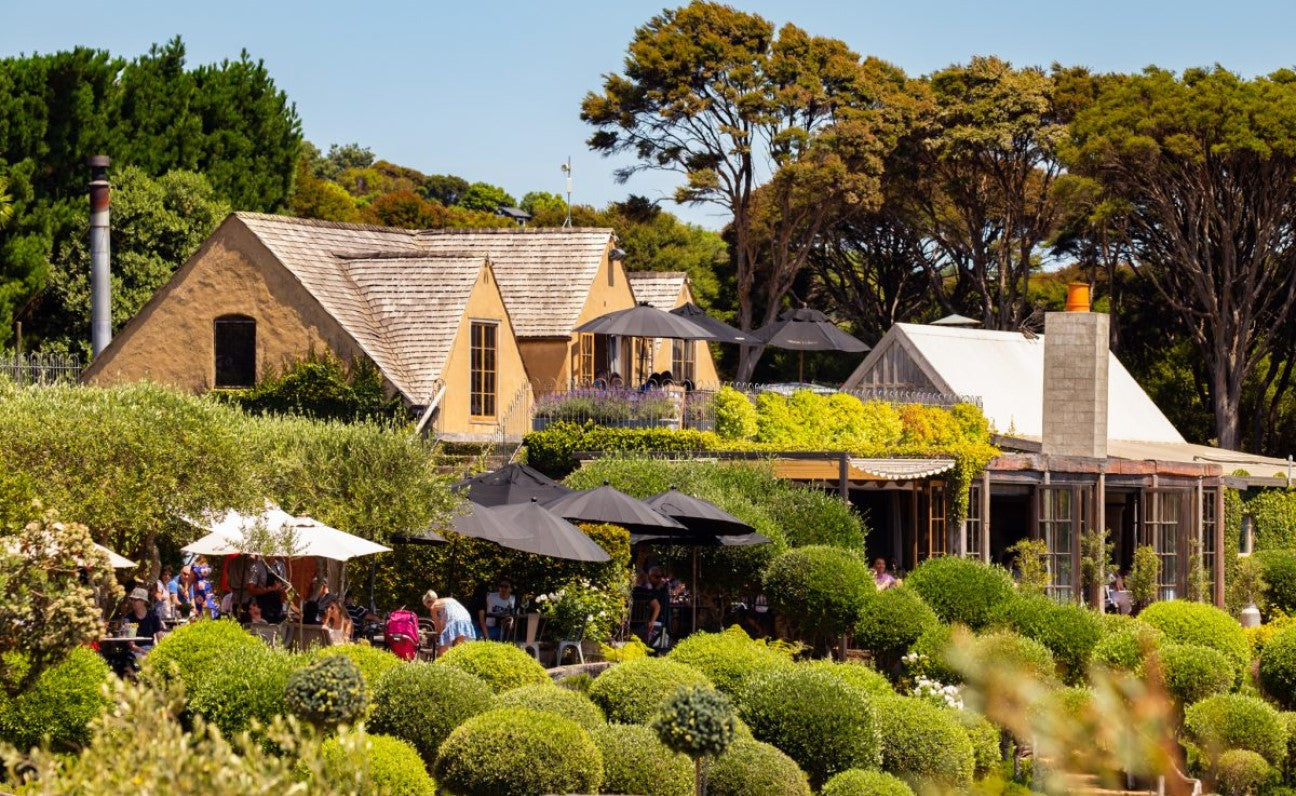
[123,586,162,658]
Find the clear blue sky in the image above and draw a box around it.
[4,1,1294,228]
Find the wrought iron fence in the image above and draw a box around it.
[532,387,716,432]
[840,387,982,409]
[0,352,83,386]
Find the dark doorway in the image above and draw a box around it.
[989,486,1031,568]
[1106,489,1138,574]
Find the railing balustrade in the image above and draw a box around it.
[0,352,83,386]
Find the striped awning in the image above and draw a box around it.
[847,458,957,480]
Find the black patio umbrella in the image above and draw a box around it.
[452,463,572,507]
[754,307,870,382]
[450,500,610,562]
[575,302,717,340]
[669,303,749,344]
[543,482,686,536]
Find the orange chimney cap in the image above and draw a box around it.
[1064,282,1091,313]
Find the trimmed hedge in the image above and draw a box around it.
[1182,693,1287,769]
[1091,622,1162,673]
[970,631,1056,682]
[1215,748,1274,796]
[525,423,721,479]
[763,546,875,642]
[592,723,693,796]
[955,710,1003,776]
[874,696,975,791]
[494,683,604,731]
[368,662,493,767]
[706,738,812,796]
[1260,625,1296,709]
[906,557,1014,630]
[321,733,437,796]
[990,593,1103,685]
[433,707,602,796]
[822,768,916,796]
[1160,643,1234,706]
[315,644,403,692]
[142,618,262,697]
[798,660,895,699]
[0,647,111,752]
[587,657,713,725]
[853,587,939,672]
[284,653,368,729]
[1259,550,1296,617]
[667,626,795,696]
[188,642,303,736]
[736,667,881,788]
[1139,601,1248,682]
[435,640,551,694]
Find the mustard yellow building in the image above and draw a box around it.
[626,271,721,387]
[81,213,529,442]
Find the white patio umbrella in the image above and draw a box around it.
[182,505,391,562]
[2,537,135,569]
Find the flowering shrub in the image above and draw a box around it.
[536,577,623,640]
[535,389,678,424]
[911,675,964,711]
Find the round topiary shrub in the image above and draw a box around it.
[970,631,1056,682]
[652,685,736,759]
[494,683,604,731]
[954,710,1002,776]
[907,623,961,684]
[142,618,262,696]
[1215,748,1274,796]
[284,653,369,729]
[854,587,938,673]
[1260,625,1296,709]
[667,626,794,696]
[763,546,875,644]
[1281,712,1296,783]
[1259,550,1296,617]
[0,647,111,752]
[1139,600,1248,682]
[706,738,811,796]
[368,662,492,767]
[433,707,602,796]
[906,557,1014,630]
[315,643,403,692]
[821,768,916,796]
[1091,621,1162,673]
[587,657,713,724]
[593,723,693,796]
[435,640,550,694]
[188,641,303,736]
[322,732,437,796]
[1159,643,1234,706]
[874,696,975,791]
[1183,693,1287,769]
[989,593,1103,685]
[798,660,894,698]
[736,666,881,788]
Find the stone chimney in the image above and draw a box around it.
[1041,283,1108,459]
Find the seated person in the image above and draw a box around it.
[872,558,898,591]
[631,567,671,645]
[241,600,265,625]
[123,587,162,658]
[608,372,624,389]
[592,370,609,390]
[319,594,353,642]
[245,555,288,623]
[478,578,516,641]
[423,590,477,654]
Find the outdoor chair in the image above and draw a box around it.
[629,599,669,651]
[289,624,336,651]
[515,612,543,660]
[246,621,284,647]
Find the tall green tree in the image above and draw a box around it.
[1064,67,1296,450]
[582,2,876,381]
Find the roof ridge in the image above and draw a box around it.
[416,226,614,236]
[628,271,688,279]
[233,211,422,236]
[343,253,488,263]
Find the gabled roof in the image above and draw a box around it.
[235,213,488,403]
[417,226,615,337]
[844,322,1185,444]
[628,271,688,311]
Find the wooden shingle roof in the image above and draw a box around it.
[234,213,486,403]
[628,271,688,311]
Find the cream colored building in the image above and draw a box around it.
[626,271,721,387]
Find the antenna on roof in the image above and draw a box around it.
[561,157,573,228]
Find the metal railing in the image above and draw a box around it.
[841,387,982,409]
[0,352,83,386]
[494,381,535,444]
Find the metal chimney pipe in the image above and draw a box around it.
[88,155,111,357]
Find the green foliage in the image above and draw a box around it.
[1248,491,1296,552]
[821,769,915,796]
[1091,621,1162,673]
[798,660,895,699]
[736,667,881,788]
[874,696,975,791]
[1005,538,1050,595]
[494,683,604,731]
[754,392,903,449]
[525,422,722,479]
[457,181,516,212]
[1260,625,1296,710]
[764,546,873,645]
[652,685,736,759]
[320,733,436,796]
[0,647,111,752]
[1259,550,1296,617]
[1080,528,1115,602]
[1128,545,1161,609]
[955,710,1003,775]
[906,556,1015,630]
[593,722,693,796]
[1230,554,1269,618]
[188,642,303,737]
[536,576,624,641]
[433,707,603,796]
[706,738,812,796]
[1139,600,1249,682]
[1215,748,1275,796]
[284,654,368,730]
[968,631,1056,682]
[989,593,1103,684]
[854,586,938,671]
[435,641,550,694]
[367,662,492,767]
[0,512,122,696]
[587,656,713,724]
[1160,643,1234,706]
[907,623,961,684]
[314,644,403,695]
[221,352,403,423]
[143,618,262,697]
[713,385,759,439]
[1182,693,1287,768]
[667,626,795,696]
